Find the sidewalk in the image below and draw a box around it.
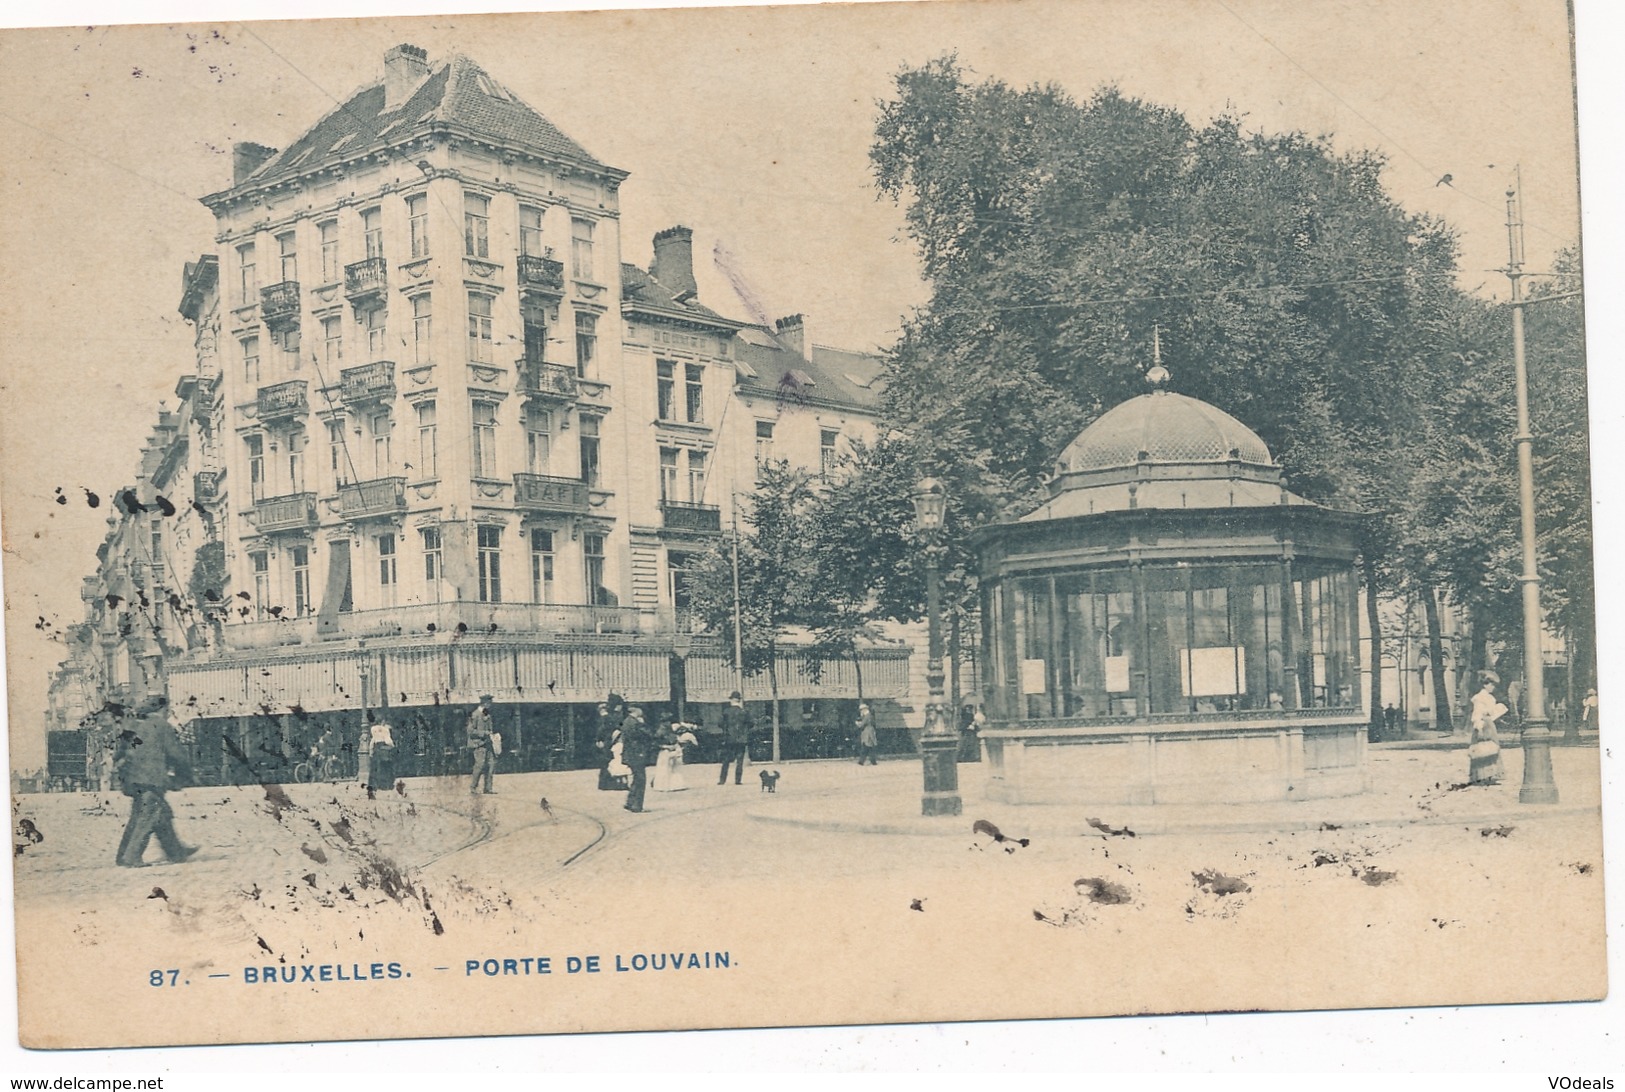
[743,741,1604,837]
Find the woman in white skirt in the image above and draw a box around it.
[1467,674,1508,784]
[651,718,694,792]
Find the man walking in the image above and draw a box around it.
[621,705,654,813]
[466,693,498,795]
[114,699,198,868]
[718,691,752,785]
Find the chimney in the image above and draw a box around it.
[651,226,697,301]
[232,142,278,185]
[384,44,430,112]
[774,314,812,361]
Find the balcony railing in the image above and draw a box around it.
[193,469,224,505]
[517,357,578,401]
[513,472,590,515]
[339,477,406,519]
[660,501,722,534]
[260,281,301,330]
[257,380,308,422]
[343,257,387,302]
[221,601,651,648]
[254,492,317,533]
[517,254,566,295]
[339,360,396,405]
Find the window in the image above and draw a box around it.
[579,414,601,487]
[467,292,493,362]
[322,314,343,368]
[583,532,606,604]
[250,550,270,620]
[238,242,257,305]
[415,401,436,478]
[472,400,497,478]
[149,525,163,568]
[287,432,305,492]
[685,363,704,423]
[377,534,397,593]
[755,420,775,476]
[327,418,351,488]
[241,336,261,386]
[668,551,694,614]
[530,529,555,604]
[526,407,552,474]
[519,205,544,257]
[412,294,432,364]
[659,447,679,501]
[820,429,840,475]
[277,231,298,284]
[319,220,339,282]
[574,311,596,376]
[370,411,392,476]
[421,527,443,601]
[246,434,265,502]
[277,327,301,366]
[523,315,546,364]
[291,546,311,617]
[570,217,594,280]
[361,207,383,261]
[407,194,429,260]
[687,450,707,503]
[656,361,676,420]
[464,193,490,258]
[477,524,502,603]
[362,305,387,360]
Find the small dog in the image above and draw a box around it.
[758,769,781,793]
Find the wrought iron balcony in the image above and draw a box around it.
[339,360,396,405]
[193,469,224,505]
[260,281,301,331]
[517,254,566,296]
[517,357,578,401]
[339,476,406,519]
[254,492,317,533]
[344,257,387,303]
[660,501,722,534]
[257,380,308,423]
[513,472,590,515]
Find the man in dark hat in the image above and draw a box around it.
[597,692,625,790]
[467,693,498,794]
[620,705,654,813]
[114,698,198,867]
[718,691,752,785]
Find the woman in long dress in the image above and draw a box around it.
[1468,676,1508,784]
[605,726,631,790]
[651,719,692,792]
[366,711,395,796]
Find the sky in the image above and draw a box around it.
[0,0,1620,1078]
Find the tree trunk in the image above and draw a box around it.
[767,647,781,763]
[1424,587,1452,734]
[1364,554,1383,739]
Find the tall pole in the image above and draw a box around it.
[914,478,960,816]
[1505,173,1558,804]
[730,505,745,700]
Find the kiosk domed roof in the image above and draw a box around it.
[1057,390,1274,474]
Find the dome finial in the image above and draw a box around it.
[1146,324,1170,387]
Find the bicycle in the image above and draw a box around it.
[292,752,341,783]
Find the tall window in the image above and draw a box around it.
[420,527,443,601]
[246,434,265,502]
[471,400,497,478]
[579,414,601,487]
[407,194,430,259]
[237,242,257,305]
[362,305,387,360]
[583,532,606,604]
[361,206,383,261]
[820,429,839,475]
[668,551,693,614]
[659,447,679,501]
[322,314,343,368]
[685,363,705,423]
[287,431,305,492]
[526,407,552,474]
[319,220,339,282]
[250,550,270,620]
[467,292,493,362]
[519,205,544,257]
[574,312,596,376]
[687,450,707,503]
[327,418,350,488]
[412,294,432,364]
[477,524,502,603]
[656,361,676,420]
[523,315,547,365]
[277,231,298,283]
[530,529,555,604]
[570,217,594,280]
[377,534,397,602]
[754,420,775,477]
[464,193,490,258]
[415,401,437,478]
[370,411,392,475]
[241,336,261,386]
[291,546,311,617]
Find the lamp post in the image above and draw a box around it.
[913,477,960,817]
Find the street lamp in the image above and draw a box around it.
[913,476,960,817]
